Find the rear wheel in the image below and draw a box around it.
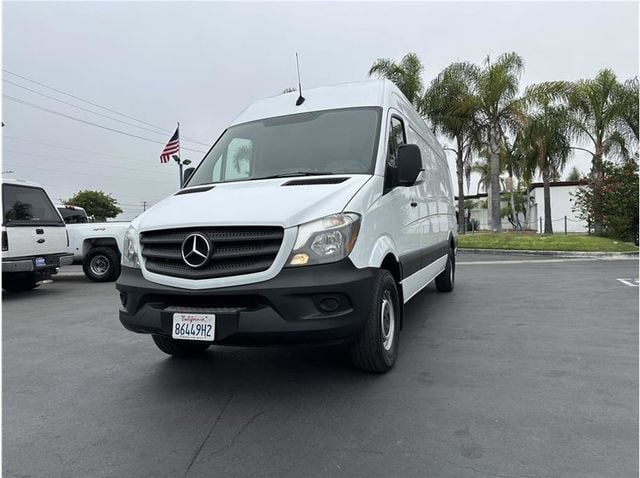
[435,250,455,292]
[350,270,400,373]
[83,247,121,282]
[152,334,211,358]
[2,273,38,292]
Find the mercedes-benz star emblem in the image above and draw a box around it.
[181,233,211,268]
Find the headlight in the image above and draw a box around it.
[287,213,361,267]
[122,226,141,269]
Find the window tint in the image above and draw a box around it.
[3,185,63,226]
[384,116,406,191]
[58,207,89,224]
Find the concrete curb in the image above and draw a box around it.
[459,248,639,257]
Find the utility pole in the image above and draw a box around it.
[142,201,147,212]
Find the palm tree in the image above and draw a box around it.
[471,151,498,195]
[423,62,479,233]
[502,135,527,230]
[369,53,425,108]
[470,52,525,232]
[617,76,639,144]
[520,103,572,234]
[564,69,633,233]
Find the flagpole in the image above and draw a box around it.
[177,121,182,188]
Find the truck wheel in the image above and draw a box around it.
[152,334,211,358]
[83,247,121,282]
[435,250,455,292]
[350,270,400,373]
[2,274,38,292]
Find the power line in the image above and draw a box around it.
[4,135,158,163]
[24,180,162,203]
[3,148,175,178]
[2,69,210,146]
[3,94,206,154]
[3,79,197,141]
[2,160,178,185]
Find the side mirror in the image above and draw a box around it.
[397,144,423,186]
[183,167,196,186]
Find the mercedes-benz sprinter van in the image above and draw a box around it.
[117,79,457,372]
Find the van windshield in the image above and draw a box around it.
[3,184,64,226]
[187,107,381,186]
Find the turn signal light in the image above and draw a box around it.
[290,253,309,265]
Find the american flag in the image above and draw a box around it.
[160,126,180,163]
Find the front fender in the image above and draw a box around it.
[349,233,399,270]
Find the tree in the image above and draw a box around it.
[565,69,634,233]
[617,76,639,143]
[572,160,639,241]
[566,166,582,181]
[64,190,122,221]
[520,103,572,233]
[369,53,425,108]
[470,52,526,232]
[424,62,479,233]
[471,152,493,195]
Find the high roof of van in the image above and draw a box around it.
[230,79,411,126]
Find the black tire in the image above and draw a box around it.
[83,247,121,282]
[152,334,211,358]
[435,250,455,292]
[2,273,38,292]
[350,270,401,373]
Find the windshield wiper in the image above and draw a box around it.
[248,171,333,181]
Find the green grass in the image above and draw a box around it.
[458,233,639,252]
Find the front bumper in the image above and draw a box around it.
[116,260,376,345]
[2,253,74,273]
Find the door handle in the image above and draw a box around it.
[37,239,45,244]
[410,202,418,207]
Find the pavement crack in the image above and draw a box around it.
[183,393,234,478]
[443,459,555,478]
[210,408,266,457]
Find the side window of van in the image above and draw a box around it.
[225,138,253,180]
[384,116,406,192]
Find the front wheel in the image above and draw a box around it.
[83,247,121,282]
[152,334,211,358]
[350,270,400,373]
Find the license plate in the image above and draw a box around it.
[172,313,215,341]
[35,257,46,267]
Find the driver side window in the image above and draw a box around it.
[384,116,406,192]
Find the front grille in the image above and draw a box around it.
[141,226,284,279]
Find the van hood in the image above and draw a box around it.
[133,175,372,231]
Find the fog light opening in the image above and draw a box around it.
[319,296,340,313]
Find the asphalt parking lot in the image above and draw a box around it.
[3,253,638,478]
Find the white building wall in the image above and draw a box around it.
[529,185,588,233]
[460,183,589,233]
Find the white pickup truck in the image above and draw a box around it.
[57,205,129,282]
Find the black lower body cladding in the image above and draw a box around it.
[116,259,376,345]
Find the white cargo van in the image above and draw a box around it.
[2,179,73,291]
[117,80,457,372]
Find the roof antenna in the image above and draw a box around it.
[295,53,305,106]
